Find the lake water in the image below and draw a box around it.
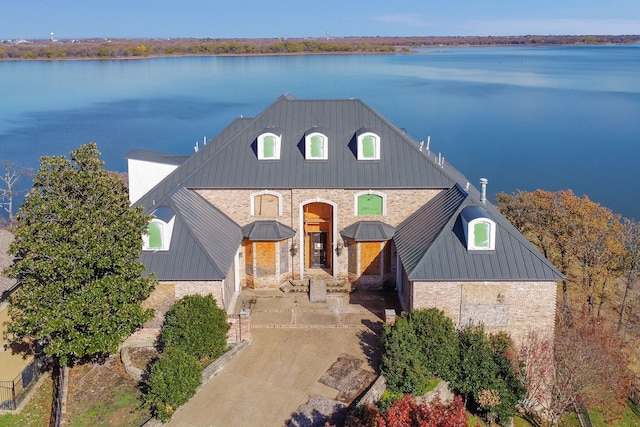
[1,45,639,219]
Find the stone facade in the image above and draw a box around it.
[411,280,558,346]
[197,188,441,288]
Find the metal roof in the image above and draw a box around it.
[0,230,16,296]
[134,96,470,210]
[340,221,395,242]
[123,149,190,166]
[139,187,242,281]
[394,185,564,281]
[242,220,296,241]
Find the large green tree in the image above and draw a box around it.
[4,143,155,366]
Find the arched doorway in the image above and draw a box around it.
[301,201,334,276]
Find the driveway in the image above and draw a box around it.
[165,288,400,427]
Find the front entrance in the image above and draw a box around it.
[303,202,333,271]
[309,232,328,267]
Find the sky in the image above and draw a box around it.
[1,0,640,40]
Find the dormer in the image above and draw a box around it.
[142,206,175,251]
[257,128,282,160]
[460,205,496,251]
[305,128,328,160]
[356,128,381,160]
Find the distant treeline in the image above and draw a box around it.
[1,35,638,60]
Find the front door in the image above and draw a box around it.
[309,232,328,268]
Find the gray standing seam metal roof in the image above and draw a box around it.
[133,95,562,283]
[394,185,564,281]
[139,187,243,281]
[123,149,191,166]
[242,220,296,241]
[340,221,395,242]
[0,230,16,297]
[134,96,471,211]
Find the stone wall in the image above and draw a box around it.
[412,280,557,347]
[197,188,440,287]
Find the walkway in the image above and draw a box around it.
[165,288,401,427]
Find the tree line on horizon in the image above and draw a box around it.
[1,34,639,60]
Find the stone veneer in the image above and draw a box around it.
[197,188,441,288]
[410,280,557,347]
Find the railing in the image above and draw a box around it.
[0,356,42,410]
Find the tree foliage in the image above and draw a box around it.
[551,311,633,425]
[4,143,155,365]
[345,395,467,427]
[160,294,229,361]
[496,189,629,315]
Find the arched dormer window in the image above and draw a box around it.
[305,130,328,160]
[354,191,386,216]
[257,130,282,160]
[460,206,496,251]
[356,129,381,160]
[142,206,175,251]
[251,190,282,216]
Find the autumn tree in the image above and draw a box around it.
[550,311,633,425]
[618,218,640,333]
[4,143,155,370]
[496,189,626,314]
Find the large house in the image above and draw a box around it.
[126,95,561,345]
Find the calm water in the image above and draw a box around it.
[1,45,639,219]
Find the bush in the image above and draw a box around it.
[456,325,525,424]
[380,309,458,394]
[145,347,202,422]
[408,309,459,381]
[160,294,229,361]
[380,316,432,394]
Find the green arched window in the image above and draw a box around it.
[147,221,163,250]
[474,222,491,249]
[357,194,383,216]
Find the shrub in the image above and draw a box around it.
[380,309,458,394]
[380,316,432,394]
[408,308,459,381]
[145,347,202,422]
[456,325,525,424]
[160,294,229,361]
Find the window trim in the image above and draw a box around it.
[357,132,381,160]
[250,190,283,216]
[142,216,175,251]
[354,190,386,216]
[465,217,496,251]
[257,132,282,160]
[305,132,328,160]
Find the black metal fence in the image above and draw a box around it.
[0,356,42,410]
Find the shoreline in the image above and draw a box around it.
[2,35,638,62]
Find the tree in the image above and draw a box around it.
[618,218,640,333]
[496,189,625,314]
[4,143,155,368]
[0,161,32,224]
[550,311,633,425]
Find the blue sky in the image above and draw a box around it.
[1,0,639,40]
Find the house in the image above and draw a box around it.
[126,95,562,346]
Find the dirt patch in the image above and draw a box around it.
[65,352,150,426]
[127,347,158,372]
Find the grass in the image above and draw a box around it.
[66,381,149,427]
[0,375,52,427]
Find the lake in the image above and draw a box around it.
[1,44,639,220]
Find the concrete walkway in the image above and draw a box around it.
[165,288,400,427]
